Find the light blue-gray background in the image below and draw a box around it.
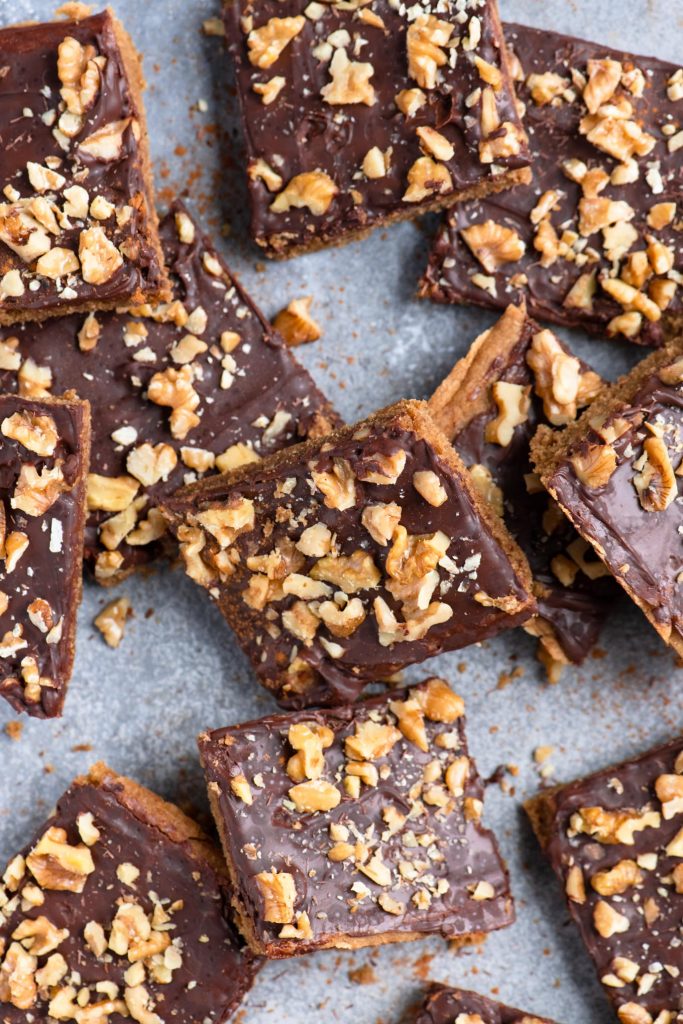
[1,2,681,1021]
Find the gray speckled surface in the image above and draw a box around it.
[1,2,682,1022]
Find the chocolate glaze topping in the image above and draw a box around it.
[0,768,257,1023]
[0,394,89,719]
[415,983,556,1024]
[533,739,683,1021]
[225,0,529,255]
[450,319,613,665]
[421,24,683,345]
[0,204,337,584]
[163,402,535,708]
[0,11,165,319]
[200,679,514,956]
[548,370,683,643]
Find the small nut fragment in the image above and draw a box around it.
[26,826,95,892]
[289,779,341,812]
[413,469,447,507]
[94,597,130,648]
[230,774,253,804]
[321,48,375,106]
[1,411,58,456]
[633,435,677,512]
[565,864,586,904]
[345,719,401,761]
[310,458,356,510]
[273,296,321,347]
[468,464,503,517]
[461,221,525,273]
[583,58,622,113]
[87,473,139,512]
[247,16,305,68]
[253,76,285,105]
[485,381,530,446]
[255,870,297,923]
[570,443,617,488]
[395,88,426,117]
[415,678,464,722]
[79,227,123,284]
[526,71,570,105]
[12,463,68,516]
[591,859,642,896]
[271,171,338,216]
[593,900,630,938]
[416,126,454,162]
[361,502,401,545]
[406,15,453,90]
[402,156,452,203]
[248,158,283,192]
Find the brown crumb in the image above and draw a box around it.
[348,964,377,985]
[4,721,23,741]
[534,745,555,763]
[497,665,524,689]
[71,743,93,753]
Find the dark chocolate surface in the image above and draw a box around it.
[163,403,535,708]
[225,0,529,255]
[535,739,683,1021]
[0,204,337,583]
[0,770,256,1024]
[421,23,683,345]
[0,394,88,719]
[546,366,683,645]
[0,11,164,318]
[416,983,556,1023]
[449,318,613,665]
[200,678,514,955]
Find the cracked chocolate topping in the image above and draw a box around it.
[0,767,257,1024]
[531,739,683,1022]
[0,204,337,585]
[448,316,614,667]
[200,678,514,956]
[415,983,556,1024]
[163,401,535,708]
[546,363,683,647]
[0,394,89,719]
[0,11,165,320]
[224,0,529,256]
[421,23,683,346]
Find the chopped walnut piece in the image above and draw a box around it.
[345,719,401,761]
[310,458,356,510]
[416,126,454,162]
[248,158,283,192]
[1,410,58,456]
[468,463,504,517]
[570,443,617,488]
[147,365,200,440]
[79,226,123,284]
[321,48,375,106]
[583,58,622,113]
[26,826,95,892]
[402,157,452,203]
[289,779,341,812]
[406,15,453,90]
[255,869,297,923]
[413,469,447,507]
[311,549,380,593]
[570,805,661,845]
[632,435,677,512]
[12,463,68,516]
[79,118,135,162]
[395,88,426,117]
[485,381,530,446]
[526,71,569,105]
[526,329,599,426]
[591,858,642,896]
[594,900,630,938]
[253,76,286,105]
[0,942,37,1010]
[361,502,402,545]
[461,221,525,273]
[273,296,321,346]
[271,170,338,215]
[94,597,131,648]
[247,15,305,69]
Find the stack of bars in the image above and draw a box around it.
[0,1,681,1023]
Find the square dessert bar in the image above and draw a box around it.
[0,9,168,325]
[421,24,683,346]
[0,392,90,718]
[526,738,683,1024]
[532,341,683,659]
[429,303,614,682]
[0,763,257,1023]
[162,400,536,708]
[415,982,556,1024]
[224,0,530,257]
[199,677,514,957]
[0,203,337,586]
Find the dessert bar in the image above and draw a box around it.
[0,392,90,718]
[199,677,514,957]
[421,24,683,346]
[162,399,536,708]
[0,203,337,586]
[532,340,683,658]
[0,9,168,324]
[415,982,556,1024]
[526,738,683,1024]
[224,0,530,257]
[0,763,257,1023]
[429,303,613,681]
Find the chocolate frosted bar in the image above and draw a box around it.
[532,341,683,659]
[429,304,614,681]
[199,677,514,957]
[162,400,536,708]
[223,0,530,258]
[526,739,683,1024]
[0,763,257,1023]
[0,393,90,718]
[0,203,337,586]
[0,9,169,324]
[421,24,683,346]
[415,983,556,1024]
